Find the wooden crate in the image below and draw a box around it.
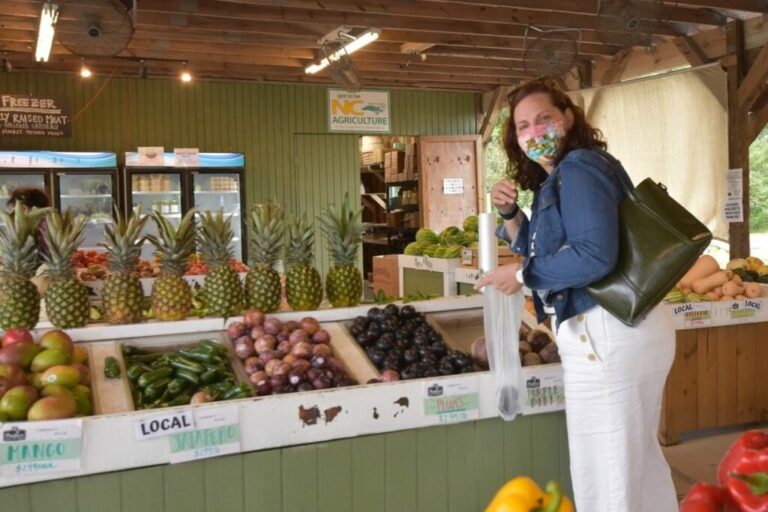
[659,322,768,445]
[372,254,400,298]
[460,246,522,268]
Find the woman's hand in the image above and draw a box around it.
[492,178,518,215]
[474,264,523,295]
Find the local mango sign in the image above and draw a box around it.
[0,421,82,477]
[328,89,390,133]
[0,94,71,137]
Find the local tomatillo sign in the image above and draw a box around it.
[328,89,390,133]
[0,94,71,137]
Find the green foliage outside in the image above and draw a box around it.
[484,107,533,210]
[750,126,768,234]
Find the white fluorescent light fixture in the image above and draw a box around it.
[35,2,59,63]
[305,28,380,74]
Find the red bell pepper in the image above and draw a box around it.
[717,430,768,512]
[681,483,738,512]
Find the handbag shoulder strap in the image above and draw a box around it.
[594,149,638,202]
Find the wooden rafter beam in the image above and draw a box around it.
[216,0,725,26]
[424,0,765,13]
[674,35,711,66]
[601,48,632,85]
[738,42,768,112]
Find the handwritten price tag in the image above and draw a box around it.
[422,378,479,425]
[169,406,240,464]
[0,419,82,477]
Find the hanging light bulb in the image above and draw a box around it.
[80,59,92,78]
[180,62,192,82]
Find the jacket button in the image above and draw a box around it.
[588,354,597,362]
[580,335,587,343]
[577,314,584,322]
[556,294,563,301]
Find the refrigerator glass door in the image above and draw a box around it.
[191,172,243,260]
[129,172,183,260]
[58,173,115,250]
[0,174,47,204]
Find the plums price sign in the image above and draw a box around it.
[168,406,240,464]
[422,378,479,425]
[0,419,82,477]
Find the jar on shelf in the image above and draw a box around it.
[152,200,162,212]
[161,201,171,214]
[170,200,180,214]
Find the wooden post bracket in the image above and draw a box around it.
[674,35,711,67]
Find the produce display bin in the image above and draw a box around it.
[0,295,570,506]
[660,298,768,445]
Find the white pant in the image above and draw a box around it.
[557,305,678,512]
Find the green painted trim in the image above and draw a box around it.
[0,415,570,512]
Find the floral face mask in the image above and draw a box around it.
[517,122,565,167]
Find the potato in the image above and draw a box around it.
[522,352,542,367]
[526,330,551,353]
[539,342,561,364]
[519,340,532,358]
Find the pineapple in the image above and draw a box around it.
[101,207,149,325]
[285,214,322,311]
[319,195,365,308]
[0,202,51,329]
[198,210,244,317]
[146,209,197,321]
[244,203,284,313]
[42,209,90,328]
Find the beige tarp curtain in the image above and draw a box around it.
[569,64,729,239]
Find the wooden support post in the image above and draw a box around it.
[739,41,768,112]
[725,19,751,258]
[479,85,512,145]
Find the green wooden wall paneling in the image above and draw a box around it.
[0,73,475,269]
[0,415,570,512]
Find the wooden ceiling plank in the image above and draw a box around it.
[423,0,766,15]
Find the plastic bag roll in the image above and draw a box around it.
[478,213,497,273]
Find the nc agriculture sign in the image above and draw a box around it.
[328,89,390,133]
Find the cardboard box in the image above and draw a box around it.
[386,211,406,227]
[384,150,405,172]
[460,246,522,269]
[372,255,400,298]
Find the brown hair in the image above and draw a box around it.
[7,187,50,209]
[503,77,606,192]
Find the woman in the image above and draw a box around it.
[476,78,677,511]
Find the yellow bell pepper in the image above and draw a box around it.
[485,477,575,512]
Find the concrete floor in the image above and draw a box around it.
[662,423,768,501]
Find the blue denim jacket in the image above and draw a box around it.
[496,148,632,326]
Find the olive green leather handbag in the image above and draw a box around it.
[586,172,712,327]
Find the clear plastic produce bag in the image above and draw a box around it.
[482,285,525,421]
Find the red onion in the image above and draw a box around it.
[282,354,297,365]
[288,368,306,386]
[284,320,300,332]
[264,359,283,376]
[273,361,292,377]
[300,317,320,336]
[250,327,266,341]
[243,357,263,375]
[289,329,309,345]
[191,391,213,404]
[310,355,327,369]
[270,374,287,392]
[292,359,311,373]
[263,317,282,335]
[326,357,345,374]
[312,344,332,358]
[312,376,331,390]
[234,336,255,359]
[227,321,247,340]
[258,350,279,366]
[254,334,277,354]
[244,309,266,328]
[290,341,313,359]
[306,368,322,382]
[276,331,290,343]
[311,329,331,345]
[296,382,314,392]
[249,370,268,385]
[381,369,400,382]
[276,340,292,354]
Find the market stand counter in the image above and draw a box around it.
[0,296,571,512]
[660,298,768,445]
